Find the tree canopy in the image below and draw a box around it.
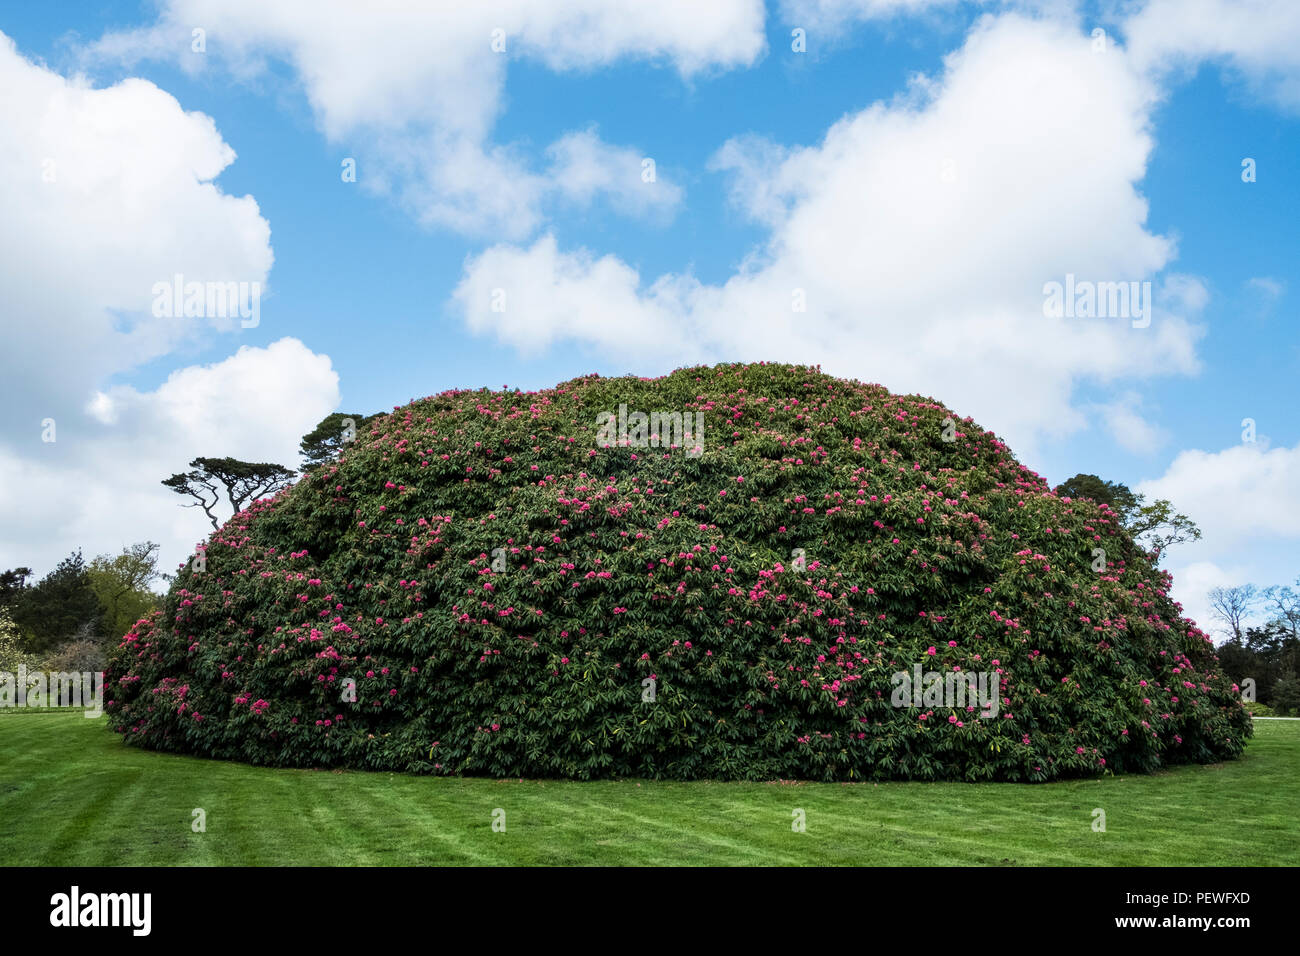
[1054,473,1142,524]
[88,542,163,641]
[9,550,102,654]
[163,456,297,531]
[1054,472,1200,563]
[0,567,32,608]
[299,412,377,472]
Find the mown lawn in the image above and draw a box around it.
[1,711,1295,866]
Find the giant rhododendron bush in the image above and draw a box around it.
[105,363,1250,781]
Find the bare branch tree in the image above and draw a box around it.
[1208,584,1259,642]
[1262,581,1300,642]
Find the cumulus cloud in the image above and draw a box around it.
[0,30,273,441]
[87,0,760,236]
[451,234,702,360]
[1123,0,1300,111]
[453,13,1203,455]
[0,29,293,582]
[546,128,683,221]
[1137,441,1300,547]
[1164,560,1255,640]
[1137,440,1300,638]
[0,339,339,580]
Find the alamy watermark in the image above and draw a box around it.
[595,403,704,456]
[1042,274,1151,328]
[0,666,104,717]
[151,273,261,327]
[891,664,1000,718]
[50,886,151,936]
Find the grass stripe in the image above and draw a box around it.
[0,713,1295,866]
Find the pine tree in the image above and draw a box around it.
[10,550,105,654]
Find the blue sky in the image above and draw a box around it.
[1,0,1296,634]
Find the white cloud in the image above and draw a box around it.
[0,30,273,438]
[1158,548,1299,645]
[1246,276,1285,300]
[1164,560,1252,641]
[709,134,800,227]
[1133,441,1300,639]
[451,234,701,359]
[0,339,339,581]
[453,13,1205,456]
[87,0,760,236]
[546,129,683,220]
[1123,0,1300,110]
[1137,441,1300,547]
[779,0,974,31]
[1093,392,1167,454]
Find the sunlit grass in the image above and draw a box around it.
[1,712,1295,866]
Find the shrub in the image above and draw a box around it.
[1272,672,1300,717]
[43,625,108,674]
[0,608,38,673]
[105,363,1251,781]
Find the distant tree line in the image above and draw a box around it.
[1206,581,1300,715]
[0,542,164,673]
[2,413,379,675]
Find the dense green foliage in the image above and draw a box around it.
[1054,474,1141,525]
[0,568,32,607]
[1273,673,1300,716]
[1054,472,1201,563]
[2,544,160,662]
[88,542,163,642]
[1218,620,1300,709]
[105,363,1251,781]
[0,608,39,673]
[9,550,102,654]
[299,411,382,472]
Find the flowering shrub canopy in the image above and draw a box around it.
[105,363,1250,781]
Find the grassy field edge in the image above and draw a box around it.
[1,711,1295,866]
